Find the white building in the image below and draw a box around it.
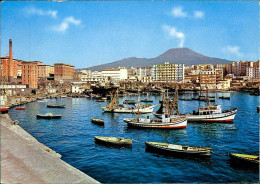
[135,67,153,82]
[153,62,184,82]
[102,67,128,82]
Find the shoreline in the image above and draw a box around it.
[1,113,99,183]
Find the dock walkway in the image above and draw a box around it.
[1,114,99,183]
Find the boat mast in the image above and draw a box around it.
[170,86,180,115]
[107,89,118,110]
[205,86,210,107]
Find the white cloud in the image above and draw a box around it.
[194,11,204,19]
[51,16,81,32]
[171,7,187,18]
[163,25,185,48]
[222,46,244,57]
[26,7,57,18]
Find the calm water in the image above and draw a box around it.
[9,92,259,183]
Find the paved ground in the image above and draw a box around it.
[1,114,99,183]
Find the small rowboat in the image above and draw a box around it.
[228,153,259,168]
[36,113,61,119]
[47,104,65,108]
[0,108,9,114]
[94,136,132,145]
[145,141,211,157]
[91,117,104,125]
[16,107,26,110]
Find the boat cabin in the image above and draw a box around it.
[196,105,222,115]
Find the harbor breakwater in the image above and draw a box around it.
[0,113,99,183]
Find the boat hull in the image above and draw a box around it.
[124,117,187,129]
[15,107,26,110]
[36,114,61,119]
[94,136,132,145]
[47,105,65,108]
[102,105,156,114]
[228,153,259,168]
[187,109,237,123]
[145,141,211,157]
[91,118,105,125]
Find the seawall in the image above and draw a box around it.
[1,114,99,183]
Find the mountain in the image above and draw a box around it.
[85,48,231,71]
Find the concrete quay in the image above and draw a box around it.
[1,114,99,183]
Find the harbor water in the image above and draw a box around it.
[9,92,259,183]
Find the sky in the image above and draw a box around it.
[1,1,259,69]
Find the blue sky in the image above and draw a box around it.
[1,1,259,69]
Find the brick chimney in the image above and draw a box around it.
[8,39,14,82]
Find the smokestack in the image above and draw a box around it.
[8,39,14,82]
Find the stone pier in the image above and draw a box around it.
[1,114,99,183]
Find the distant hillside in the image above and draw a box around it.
[85,48,231,71]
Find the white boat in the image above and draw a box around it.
[124,114,187,129]
[102,90,156,113]
[187,87,237,123]
[187,104,237,123]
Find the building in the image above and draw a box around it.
[101,67,128,82]
[21,61,39,88]
[153,62,184,82]
[216,80,231,90]
[38,65,54,79]
[199,70,216,89]
[54,63,74,81]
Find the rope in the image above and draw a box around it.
[211,151,228,156]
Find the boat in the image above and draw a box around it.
[140,99,153,102]
[179,98,192,101]
[124,115,187,129]
[38,99,47,103]
[91,117,105,125]
[187,87,237,123]
[0,108,9,114]
[102,90,156,113]
[15,107,26,110]
[228,153,259,168]
[145,141,211,157]
[123,100,136,104]
[94,136,132,145]
[36,113,61,119]
[47,104,65,108]
[218,96,230,100]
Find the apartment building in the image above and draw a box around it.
[199,70,216,89]
[153,62,184,82]
[54,63,74,81]
[38,65,54,78]
[21,61,39,88]
[101,67,128,82]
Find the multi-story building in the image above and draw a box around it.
[38,65,54,78]
[54,63,74,81]
[153,62,184,82]
[21,61,39,88]
[229,61,253,76]
[215,69,224,81]
[199,70,216,89]
[101,67,128,82]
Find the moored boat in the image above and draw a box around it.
[91,117,105,125]
[145,141,211,157]
[94,136,132,145]
[228,153,259,168]
[15,107,26,110]
[36,113,61,119]
[140,99,153,102]
[123,100,136,104]
[0,108,9,114]
[124,115,187,129]
[47,104,65,108]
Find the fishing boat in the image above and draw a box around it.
[36,113,61,119]
[179,98,192,101]
[140,99,153,102]
[94,136,132,145]
[145,141,211,157]
[218,96,230,100]
[187,88,237,123]
[47,104,65,108]
[228,153,259,168]
[91,117,105,125]
[124,115,187,129]
[102,90,156,113]
[15,107,26,110]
